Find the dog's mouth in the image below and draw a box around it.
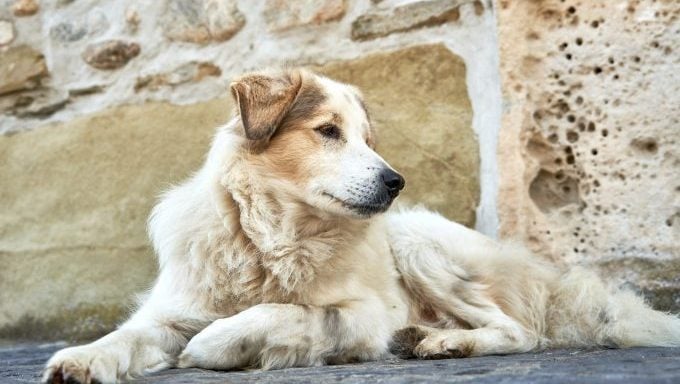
[323,192,393,217]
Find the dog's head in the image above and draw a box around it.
[230,68,404,219]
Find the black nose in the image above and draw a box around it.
[381,169,405,195]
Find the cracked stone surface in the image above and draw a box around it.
[2,343,679,383]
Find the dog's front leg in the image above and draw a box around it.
[178,300,393,370]
[42,305,207,384]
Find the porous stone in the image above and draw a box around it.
[264,0,346,32]
[134,61,222,92]
[0,45,48,95]
[81,40,140,70]
[162,0,245,44]
[0,20,15,45]
[12,0,39,17]
[0,99,231,341]
[496,0,680,311]
[318,44,479,226]
[351,0,476,41]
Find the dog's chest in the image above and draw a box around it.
[200,246,335,313]
[203,232,396,315]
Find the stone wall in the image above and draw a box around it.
[0,0,499,341]
[496,0,680,311]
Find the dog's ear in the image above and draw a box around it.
[230,70,302,141]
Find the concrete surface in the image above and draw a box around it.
[2,343,679,383]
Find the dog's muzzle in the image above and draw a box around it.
[351,169,405,216]
[324,169,405,217]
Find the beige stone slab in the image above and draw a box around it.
[0,45,47,96]
[0,99,231,341]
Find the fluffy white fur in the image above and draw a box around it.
[43,69,680,384]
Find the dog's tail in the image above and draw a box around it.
[546,266,680,348]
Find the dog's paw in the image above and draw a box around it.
[42,345,117,384]
[413,332,474,360]
[177,317,259,370]
[389,326,429,359]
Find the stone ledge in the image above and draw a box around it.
[2,343,679,383]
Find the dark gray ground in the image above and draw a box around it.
[2,343,679,383]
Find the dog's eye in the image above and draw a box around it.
[315,124,341,140]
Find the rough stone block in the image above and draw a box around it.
[12,0,39,17]
[162,0,245,44]
[134,62,222,92]
[351,0,477,41]
[81,40,140,70]
[496,0,680,312]
[0,46,47,95]
[264,0,346,32]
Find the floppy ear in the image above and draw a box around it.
[230,70,302,141]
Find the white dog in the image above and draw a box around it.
[43,69,680,383]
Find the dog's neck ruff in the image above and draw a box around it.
[212,137,362,296]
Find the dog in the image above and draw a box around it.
[43,68,680,383]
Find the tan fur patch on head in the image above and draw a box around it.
[249,74,330,183]
[257,127,318,183]
[280,78,328,129]
[230,69,302,142]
